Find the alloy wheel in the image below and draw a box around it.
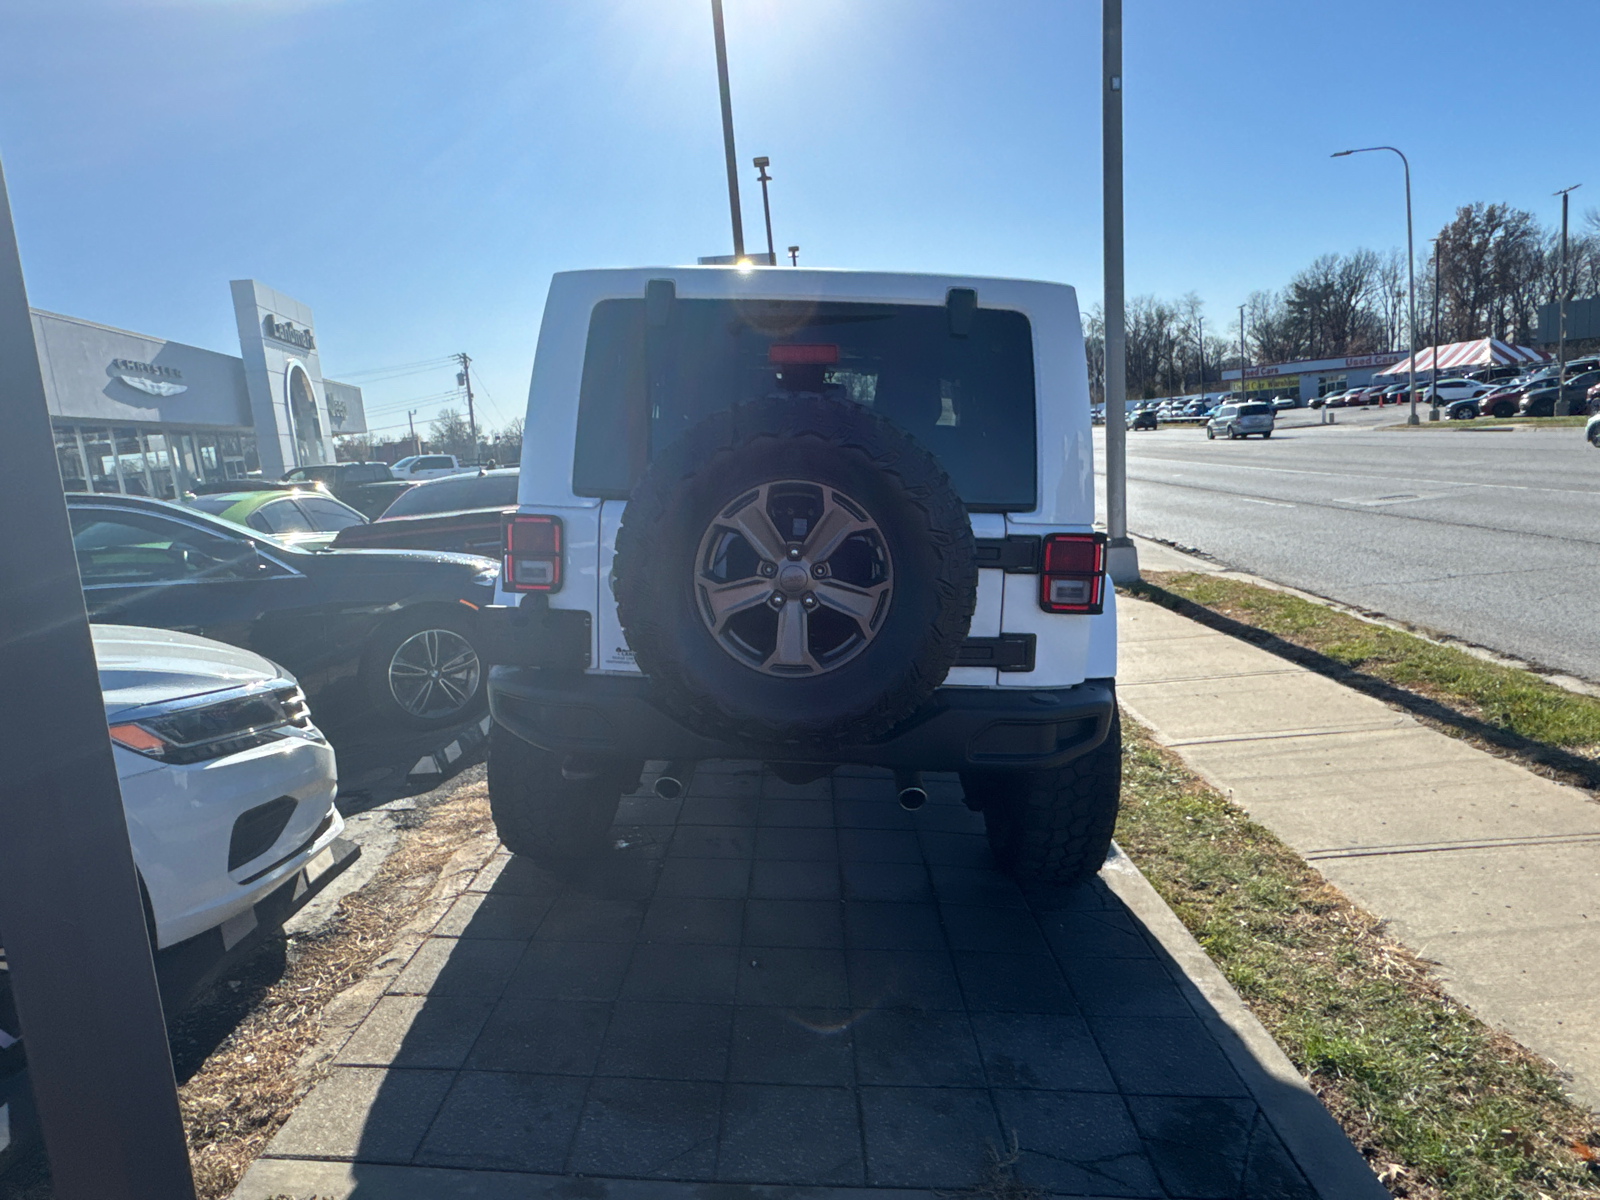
[693,480,892,676]
[388,628,481,718]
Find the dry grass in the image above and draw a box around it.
[176,777,496,1198]
[1116,721,1600,1199]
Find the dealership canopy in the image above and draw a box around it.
[1376,338,1551,376]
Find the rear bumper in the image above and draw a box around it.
[487,668,1116,773]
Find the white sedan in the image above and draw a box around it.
[97,625,346,950]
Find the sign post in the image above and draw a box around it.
[0,151,197,1197]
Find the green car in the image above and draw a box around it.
[185,489,368,550]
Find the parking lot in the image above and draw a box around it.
[236,763,1329,1197]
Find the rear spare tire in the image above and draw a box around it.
[615,394,978,748]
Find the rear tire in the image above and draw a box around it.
[962,710,1122,887]
[1262,431,1272,439]
[487,726,642,859]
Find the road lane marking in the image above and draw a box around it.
[1103,456,1600,499]
[1234,497,1296,507]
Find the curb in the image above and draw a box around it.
[1100,842,1389,1200]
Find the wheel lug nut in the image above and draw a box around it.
[787,546,802,560]
[769,592,785,608]
[760,563,776,577]
[801,593,818,610]
[811,564,826,578]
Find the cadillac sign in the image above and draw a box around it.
[263,314,316,351]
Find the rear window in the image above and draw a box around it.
[383,472,520,517]
[572,297,1039,511]
[1238,403,1274,416]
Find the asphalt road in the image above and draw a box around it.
[1094,406,1600,684]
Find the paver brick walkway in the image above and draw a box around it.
[235,763,1334,1198]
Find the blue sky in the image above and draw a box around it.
[2,0,1594,438]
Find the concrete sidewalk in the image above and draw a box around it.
[232,761,1382,1199]
[1122,539,1600,1112]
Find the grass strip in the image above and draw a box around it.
[1116,721,1600,1199]
[1129,571,1600,789]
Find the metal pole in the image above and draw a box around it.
[1101,0,1136,583]
[754,157,776,266]
[1238,303,1246,398]
[710,0,745,259]
[1554,185,1581,416]
[1331,146,1417,424]
[787,245,799,266]
[1196,313,1203,395]
[458,352,477,459]
[0,151,197,1198]
[1440,236,1452,419]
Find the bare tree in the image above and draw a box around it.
[429,407,475,460]
[1082,303,1105,404]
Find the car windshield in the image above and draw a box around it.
[572,298,1039,511]
[382,472,520,517]
[186,494,249,516]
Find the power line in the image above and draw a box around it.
[335,355,456,380]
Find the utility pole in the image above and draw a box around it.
[1238,303,1246,398]
[1101,0,1136,584]
[753,157,776,266]
[1196,313,1204,396]
[407,409,418,454]
[456,352,477,461]
[710,0,745,259]
[1554,184,1582,416]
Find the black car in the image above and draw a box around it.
[332,468,519,557]
[1519,370,1600,417]
[1130,408,1158,431]
[1444,396,1482,420]
[65,493,498,732]
[282,461,416,519]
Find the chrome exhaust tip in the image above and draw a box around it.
[894,769,927,811]
[653,760,697,800]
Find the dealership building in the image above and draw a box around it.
[39,279,366,498]
[1220,350,1406,403]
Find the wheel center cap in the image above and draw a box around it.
[777,563,810,594]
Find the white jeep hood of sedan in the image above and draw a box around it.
[92,625,288,720]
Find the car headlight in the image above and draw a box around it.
[110,684,324,765]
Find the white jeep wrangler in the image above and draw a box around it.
[481,267,1119,885]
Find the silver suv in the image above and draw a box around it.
[479,267,1121,887]
[1206,401,1275,439]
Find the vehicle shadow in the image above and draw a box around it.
[258,765,1327,1195]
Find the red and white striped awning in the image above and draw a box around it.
[1375,338,1551,376]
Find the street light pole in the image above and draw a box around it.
[1101,0,1136,583]
[1196,313,1204,395]
[787,245,799,266]
[1554,184,1582,416]
[709,0,745,259]
[1431,237,1441,420]
[1238,303,1246,399]
[1333,146,1417,424]
[753,157,776,266]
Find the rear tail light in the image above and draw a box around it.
[1039,532,1107,614]
[505,513,562,592]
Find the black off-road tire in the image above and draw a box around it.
[614,394,978,749]
[962,709,1123,887]
[486,726,642,859]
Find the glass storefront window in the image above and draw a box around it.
[54,426,88,490]
[81,426,116,492]
[112,427,150,495]
[143,432,176,498]
[242,433,260,475]
[197,433,224,483]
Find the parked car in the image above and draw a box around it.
[1271,395,1299,411]
[1444,396,1484,420]
[66,493,499,731]
[1131,407,1158,430]
[1321,390,1350,408]
[390,453,470,482]
[1479,382,1531,418]
[1519,370,1600,417]
[1587,381,1600,415]
[1207,401,1275,439]
[331,468,520,557]
[1380,383,1411,404]
[1420,378,1490,405]
[281,461,415,520]
[186,488,369,550]
[93,623,348,953]
[484,267,1122,889]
